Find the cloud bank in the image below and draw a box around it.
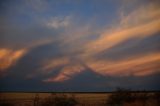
[0,0,160,91]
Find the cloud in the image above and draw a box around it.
[41,56,86,82]
[1,0,160,87]
[0,49,27,74]
[40,1,160,82]
[84,19,160,57]
[120,1,160,27]
[81,2,160,57]
[46,16,71,29]
[41,57,70,73]
[43,63,85,82]
[86,53,160,76]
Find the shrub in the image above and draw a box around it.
[134,92,149,106]
[107,88,135,106]
[40,94,78,106]
[153,92,160,106]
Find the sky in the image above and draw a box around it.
[0,0,160,92]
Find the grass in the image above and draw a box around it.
[0,90,160,106]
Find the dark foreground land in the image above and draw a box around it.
[0,90,160,106]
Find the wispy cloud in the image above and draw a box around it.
[46,16,72,29]
[0,49,27,74]
[44,63,85,82]
[86,53,160,76]
[40,1,160,82]
[84,3,160,57]
[41,57,70,73]
[1,0,160,85]
[120,1,160,27]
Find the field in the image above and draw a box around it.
[0,91,159,106]
[0,93,108,106]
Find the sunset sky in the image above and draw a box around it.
[0,0,160,92]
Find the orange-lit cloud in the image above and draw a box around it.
[84,19,160,56]
[83,2,160,57]
[120,2,160,27]
[41,2,160,82]
[86,53,160,76]
[41,57,70,73]
[0,49,27,72]
[44,63,85,82]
